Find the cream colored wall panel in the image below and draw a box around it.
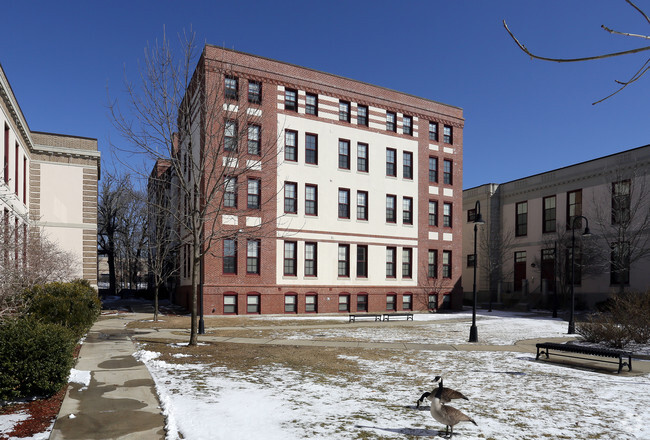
[443,188,454,197]
[222,215,238,225]
[429,186,439,195]
[39,163,83,223]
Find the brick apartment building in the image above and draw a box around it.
[162,47,464,315]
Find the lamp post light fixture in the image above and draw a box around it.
[568,215,591,334]
[469,200,485,343]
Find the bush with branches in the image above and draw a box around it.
[25,280,101,339]
[0,318,75,400]
[577,290,650,348]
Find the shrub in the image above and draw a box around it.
[0,318,75,400]
[25,280,101,339]
[576,289,650,348]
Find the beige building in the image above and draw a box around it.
[1,63,100,287]
[463,144,650,310]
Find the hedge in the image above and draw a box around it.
[0,318,75,400]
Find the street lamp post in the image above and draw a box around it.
[469,200,485,343]
[569,215,591,334]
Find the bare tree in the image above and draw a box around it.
[504,0,650,104]
[478,227,516,307]
[0,220,76,318]
[533,224,603,310]
[117,187,148,292]
[589,167,650,294]
[417,258,454,311]
[109,30,281,345]
[147,160,179,321]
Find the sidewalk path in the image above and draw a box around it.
[50,313,165,440]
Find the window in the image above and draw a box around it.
[386,195,396,223]
[4,124,8,184]
[338,139,350,169]
[386,148,396,177]
[567,189,583,229]
[285,88,297,111]
[402,248,412,278]
[305,133,318,165]
[338,295,350,312]
[357,143,368,172]
[403,294,412,311]
[247,179,260,209]
[403,115,413,135]
[403,152,413,179]
[357,191,368,220]
[612,180,631,225]
[443,125,453,144]
[223,239,237,274]
[305,294,317,313]
[516,201,528,236]
[357,294,368,312]
[386,294,396,311]
[224,176,237,208]
[429,201,438,226]
[357,104,368,126]
[543,196,556,233]
[357,245,368,278]
[515,251,528,290]
[442,250,452,278]
[285,130,297,162]
[339,100,350,122]
[224,295,237,314]
[284,182,297,214]
[305,242,317,276]
[305,93,318,115]
[284,241,297,276]
[338,188,350,219]
[247,295,260,314]
[429,157,438,183]
[467,254,476,267]
[386,247,396,277]
[610,242,630,285]
[305,184,318,216]
[248,80,261,104]
[467,208,476,222]
[225,76,238,100]
[338,244,350,277]
[386,111,396,132]
[247,125,260,155]
[225,120,238,151]
[443,203,452,227]
[429,122,438,141]
[285,295,297,313]
[247,240,260,274]
[443,159,453,185]
[403,197,413,225]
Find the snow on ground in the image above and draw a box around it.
[266,313,570,345]
[0,411,29,437]
[136,313,650,440]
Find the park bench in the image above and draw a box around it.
[348,314,383,323]
[536,342,633,373]
[382,312,414,321]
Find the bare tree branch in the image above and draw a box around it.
[503,20,650,63]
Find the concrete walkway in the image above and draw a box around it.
[50,314,166,440]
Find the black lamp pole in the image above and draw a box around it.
[469,200,484,343]
[569,215,590,334]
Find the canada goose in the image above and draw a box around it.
[429,380,477,438]
[416,376,469,408]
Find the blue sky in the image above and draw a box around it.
[1,0,648,189]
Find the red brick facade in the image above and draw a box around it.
[172,46,464,315]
